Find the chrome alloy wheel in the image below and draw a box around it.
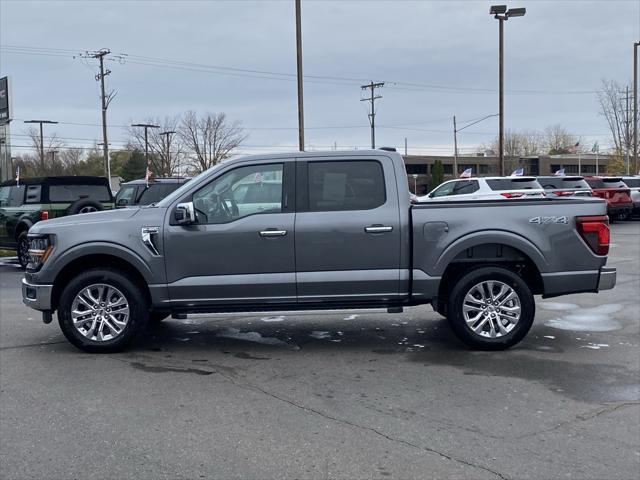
[462,280,521,338]
[71,283,130,341]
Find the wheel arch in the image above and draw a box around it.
[50,250,152,311]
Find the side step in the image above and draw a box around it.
[387,306,403,314]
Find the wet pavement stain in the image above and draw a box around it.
[129,361,213,376]
[407,350,640,403]
[233,352,270,361]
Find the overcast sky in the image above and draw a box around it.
[1,0,639,157]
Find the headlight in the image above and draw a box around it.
[27,235,54,271]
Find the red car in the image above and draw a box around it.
[584,176,633,221]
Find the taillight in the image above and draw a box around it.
[500,192,525,198]
[40,210,49,221]
[553,190,574,197]
[576,215,610,256]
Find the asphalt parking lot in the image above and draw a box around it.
[0,222,638,480]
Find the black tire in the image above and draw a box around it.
[16,231,30,269]
[67,198,103,215]
[446,266,535,350]
[58,268,149,353]
[149,312,170,323]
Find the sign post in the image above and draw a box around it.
[0,76,13,182]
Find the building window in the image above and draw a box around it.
[406,164,428,174]
[443,164,453,174]
[550,164,561,174]
[564,164,579,174]
[581,165,596,174]
[479,164,490,174]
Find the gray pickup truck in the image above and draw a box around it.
[21,150,616,353]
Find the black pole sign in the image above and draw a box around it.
[0,77,12,124]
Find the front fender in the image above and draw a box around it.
[433,230,550,276]
[40,241,157,284]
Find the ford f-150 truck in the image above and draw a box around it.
[21,150,616,353]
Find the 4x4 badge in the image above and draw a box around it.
[529,216,568,225]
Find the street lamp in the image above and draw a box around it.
[490,5,526,176]
[23,119,58,172]
[131,123,160,175]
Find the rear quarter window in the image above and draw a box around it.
[602,179,627,188]
[486,178,542,190]
[49,184,112,202]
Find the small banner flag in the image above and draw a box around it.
[511,168,524,176]
[591,141,599,153]
[459,168,472,179]
[554,168,565,176]
[15,165,20,187]
[145,166,152,186]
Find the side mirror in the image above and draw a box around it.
[116,198,129,207]
[175,201,195,224]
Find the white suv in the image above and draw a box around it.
[418,176,544,202]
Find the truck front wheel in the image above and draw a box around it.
[58,268,149,353]
[446,266,535,350]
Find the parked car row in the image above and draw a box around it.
[418,174,640,222]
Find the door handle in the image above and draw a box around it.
[365,225,393,233]
[259,229,287,237]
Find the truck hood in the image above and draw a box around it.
[30,208,141,234]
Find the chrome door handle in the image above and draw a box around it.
[365,225,393,233]
[259,229,287,237]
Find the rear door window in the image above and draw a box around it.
[25,185,42,203]
[486,178,542,190]
[622,178,640,188]
[49,184,112,202]
[307,160,386,211]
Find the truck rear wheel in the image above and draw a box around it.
[446,266,535,350]
[58,268,149,353]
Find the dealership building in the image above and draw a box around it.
[403,152,613,195]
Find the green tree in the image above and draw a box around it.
[118,150,146,181]
[431,160,444,189]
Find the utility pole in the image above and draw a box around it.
[634,41,639,174]
[360,81,384,149]
[131,123,160,174]
[23,119,58,173]
[453,116,459,176]
[295,0,305,151]
[160,130,176,176]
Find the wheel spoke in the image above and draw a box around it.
[462,280,521,339]
[70,283,130,342]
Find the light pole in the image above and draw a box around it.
[295,0,305,151]
[634,41,639,174]
[23,119,58,173]
[131,123,160,174]
[160,130,176,175]
[490,5,526,176]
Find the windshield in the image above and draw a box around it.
[156,165,223,207]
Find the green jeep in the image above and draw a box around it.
[0,176,114,268]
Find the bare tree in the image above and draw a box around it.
[26,126,65,174]
[127,116,185,176]
[490,129,542,158]
[544,124,577,155]
[178,111,247,173]
[598,79,636,155]
[60,148,85,175]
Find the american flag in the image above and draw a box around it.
[511,168,524,177]
[554,168,565,176]
[15,165,20,186]
[567,142,580,154]
[459,168,472,179]
[145,166,153,186]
